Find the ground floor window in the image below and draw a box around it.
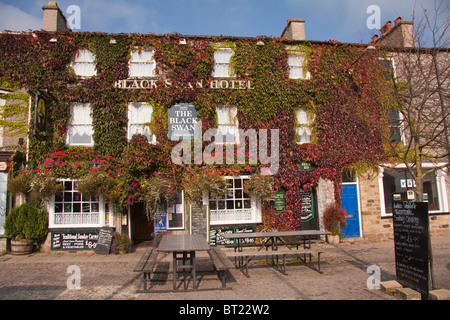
[209,176,261,225]
[380,167,448,216]
[48,180,109,228]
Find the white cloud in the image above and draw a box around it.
[0,2,42,31]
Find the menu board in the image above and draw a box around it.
[189,204,209,240]
[51,231,99,250]
[393,201,430,298]
[94,227,114,255]
[300,191,313,221]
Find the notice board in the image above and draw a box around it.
[392,201,430,298]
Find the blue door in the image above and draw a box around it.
[341,184,361,238]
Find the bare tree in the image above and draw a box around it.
[378,1,449,202]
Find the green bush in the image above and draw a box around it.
[4,203,48,242]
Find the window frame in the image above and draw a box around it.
[378,164,449,217]
[288,53,310,80]
[128,48,156,78]
[208,176,262,226]
[212,48,234,78]
[127,102,156,143]
[294,108,314,144]
[215,105,239,145]
[67,103,94,147]
[71,49,97,77]
[48,179,111,229]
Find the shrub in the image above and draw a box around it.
[322,202,346,236]
[4,203,48,242]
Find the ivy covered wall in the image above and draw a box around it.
[0,31,389,230]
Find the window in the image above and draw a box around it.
[129,49,155,78]
[67,103,93,146]
[72,49,96,77]
[51,180,103,227]
[213,49,233,78]
[379,167,448,216]
[216,106,238,144]
[295,108,313,144]
[209,176,261,225]
[288,54,310,79]
[127,102,156,143]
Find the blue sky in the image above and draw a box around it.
[0,0,445,44]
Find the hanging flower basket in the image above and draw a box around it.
[243,174,275,203]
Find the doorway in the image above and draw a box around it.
[341,183,361,238]
[130,203,154,244]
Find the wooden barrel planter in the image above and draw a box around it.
[10,240,33,255]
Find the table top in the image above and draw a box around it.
[158,234,210,252]
[222,230,327,240]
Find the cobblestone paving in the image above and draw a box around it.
[0,235,448,300]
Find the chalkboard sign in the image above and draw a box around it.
[189,204,209,240]
[300,191,313,222]
[51,231,99,250]
[393,201,430,298]
[94,227,114,255]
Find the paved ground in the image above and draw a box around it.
[0,235,448,301]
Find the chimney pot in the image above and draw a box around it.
[371,35,378,43]
[394,16,402,26]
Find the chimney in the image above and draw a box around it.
[375,18,414,48]
[42,1,70,32]
[281,19,306,41]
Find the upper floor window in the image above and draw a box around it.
[295,108,313,144]
[128,102,156,143]
[72,49,97,77]
[288,54,310,80]
[129,49,155,78]
[213,49,234,78]
[216,106,238,144]
[67,103,93,146]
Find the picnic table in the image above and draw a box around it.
[158,234,210,291]
[223,230,329,276]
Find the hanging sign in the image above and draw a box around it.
[34,94,48,141]
[168,103,199,140]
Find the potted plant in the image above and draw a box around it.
[3,203,48,255]
[322,202,347,245]
[151,230,171,248]
[111,233,131,254]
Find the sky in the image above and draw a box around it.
[0,0,447,44]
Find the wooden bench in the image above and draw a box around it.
[134,248,159,292]
[226,248,335,277]
[208,247,235,289]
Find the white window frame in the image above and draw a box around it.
[295,108,313,144]
[67,103,94,146]
[129,48,156,78]
[288,54,310,80]
[208,176,262,226]
[215,105,239,145]
[378,164,449,217]
[127,102,156,143]
[47,179,111,229]
[213,48,234,78]
[71,49,97,77]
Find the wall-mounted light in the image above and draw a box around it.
[256,41,265,46]
[179,38,187,45]
[110,38,117,44]
[49,38,58,43]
